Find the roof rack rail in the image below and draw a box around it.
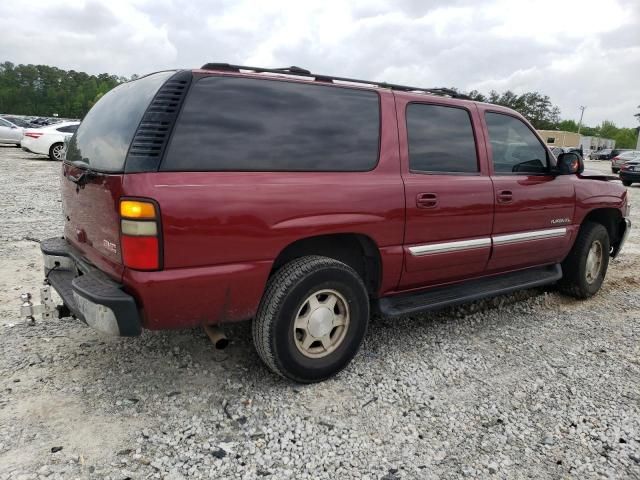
[199,63,470,99]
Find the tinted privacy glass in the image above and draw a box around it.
[406,104,478,173]
[485,113,548,174]
[66,71,174,172]
[163,77,380,171]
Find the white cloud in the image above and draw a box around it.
[0,0,638,126]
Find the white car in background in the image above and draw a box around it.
[0,117,24,146]
[21,121,80,160]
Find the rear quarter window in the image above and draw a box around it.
[162,76,380,172]
[65,71,175,172]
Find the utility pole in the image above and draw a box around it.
[577,106,586,135]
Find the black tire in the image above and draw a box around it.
[252,255,369,383]
[48,142,64,161]
[622,180,632,187]
[559,222,610,299]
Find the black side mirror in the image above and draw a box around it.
[556,152,584,175]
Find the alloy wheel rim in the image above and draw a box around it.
[585,240,603,284]
[293,289,350,359]
[53,145,65,160]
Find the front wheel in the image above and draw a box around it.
[622,180,632,187]
[49,142,65,161]
[559,222,610,299]
[252,256,369,383]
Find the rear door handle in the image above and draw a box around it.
[416,193,438,209]
[497,190,513,204]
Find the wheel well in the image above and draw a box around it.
[270,234,381,296]
[582,208,622,246]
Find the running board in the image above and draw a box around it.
[378,264,562,317]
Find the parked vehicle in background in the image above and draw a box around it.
[594,148,632,161]
[21,121,80,160]
[619,159,640,186]
[1,115,32,128]
[591,149,613,160]
[0,117,24,146]
[611,151,640,173]
[549,146,564,158]
[27,64,631,383]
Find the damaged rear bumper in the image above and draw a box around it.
[38,237,141,336]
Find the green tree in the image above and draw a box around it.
[0,62,131,118]
[557,119,578,132]
[599,120,618,140]
[465,88,561,129]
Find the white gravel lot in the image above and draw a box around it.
[0,145,639,480]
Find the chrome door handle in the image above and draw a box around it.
[417,193,438,209]
[497,190,513,204]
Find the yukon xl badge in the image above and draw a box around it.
[551,218,571,225]
[103,239,117,254]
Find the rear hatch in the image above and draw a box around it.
[62,71,175,281]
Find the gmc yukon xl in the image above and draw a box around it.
[30,64,631,383]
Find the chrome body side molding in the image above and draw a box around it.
[492,227,567,246]
[408,227,568,256]
[409,238,491,256]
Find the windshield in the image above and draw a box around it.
[65,71,174,172]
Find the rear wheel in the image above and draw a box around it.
[622,180,632,187]
[559,222,610,299]
[253,255,369,383]
[49,142,65,161]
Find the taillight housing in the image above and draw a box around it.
[119,199,161,271]
[24,132,43,139]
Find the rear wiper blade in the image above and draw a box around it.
[67,168,98,186]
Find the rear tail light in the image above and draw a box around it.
[119,199,161,270]
[24,132,43,139]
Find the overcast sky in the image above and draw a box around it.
[1,0,638,127]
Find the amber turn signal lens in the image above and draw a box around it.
[120,200,156,219]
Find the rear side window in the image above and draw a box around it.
[66,71,174,172]
[406,104,478,173]
[57,125,78,133]
[162,77,380,172]
[485,113,548,174]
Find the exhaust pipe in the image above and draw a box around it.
[204,324,229,350]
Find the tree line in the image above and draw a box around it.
[0,61,637,148]
[0,61,135,119]
[464,89,638,148]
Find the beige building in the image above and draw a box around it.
[537,130,581,148]
[537,130,616,152]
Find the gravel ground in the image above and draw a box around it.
[0,145,639,480]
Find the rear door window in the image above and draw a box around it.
[65,71,174,172]
[485,113,549,174]
[162,76,380,172]
[406,104,479,173]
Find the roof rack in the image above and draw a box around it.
[200,63,470,99]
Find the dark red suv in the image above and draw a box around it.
[32,64,630,382]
